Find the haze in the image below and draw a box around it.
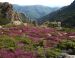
[0,0,74,7]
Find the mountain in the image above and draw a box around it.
[40,0,75,27]
[0,2,28,25]
[13,5,59,20]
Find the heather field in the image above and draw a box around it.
[0,25,75,58]
[0,0,75,58]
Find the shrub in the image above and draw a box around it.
[0,18,10,25]
[46,48,61,58]
[57,39,75,55]
[0,35,16,50]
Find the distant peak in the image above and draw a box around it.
[71,0,75,5]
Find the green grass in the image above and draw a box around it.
[60,27,75,32]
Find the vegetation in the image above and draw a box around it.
[0,1,75,58]
[40,0,75,28]
[0,25,74,58]
[13,5,59,19]
[57,39,75,55]
[0,2,12,25]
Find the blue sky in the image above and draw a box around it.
[0,0,74,7]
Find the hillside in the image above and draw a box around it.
[0,1,75,58]
[0,2,28,25]
[40,0,75,27]
[13,5,59,20]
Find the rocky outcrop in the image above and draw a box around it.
[0,2,24,25]
[0,2,13,19]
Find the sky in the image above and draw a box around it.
[0,0,74,7]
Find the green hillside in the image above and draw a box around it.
[40,0,75,28]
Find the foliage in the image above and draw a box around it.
[40,0,75,28]
[0,25,74,57]
[13,5,59,19]
[0,18,10,25]
[57,39,75,55]
[46,48,61,58]
[0,35,16,50]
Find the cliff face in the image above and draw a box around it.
[0,2,13,25]
[0,2,25,25]
[0,2,13,19]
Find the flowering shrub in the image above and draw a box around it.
[0,49,35,58]
[0,26,74,58]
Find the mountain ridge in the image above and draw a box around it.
[39,0,75,27]
[13,5,59,20]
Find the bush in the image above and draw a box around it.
[0,35,16,50]
[0,18,10,25]
[46,48,61,58]
[57,39,75,55]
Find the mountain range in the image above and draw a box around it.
[13,5,59,20]
[39,0,75,27]
[0,1,75,28]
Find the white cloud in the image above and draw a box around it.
[0,0,74,7]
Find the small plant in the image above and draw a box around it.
[0,35,16,50]
[46,48,61,58]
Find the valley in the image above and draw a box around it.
[0,0,75,58]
